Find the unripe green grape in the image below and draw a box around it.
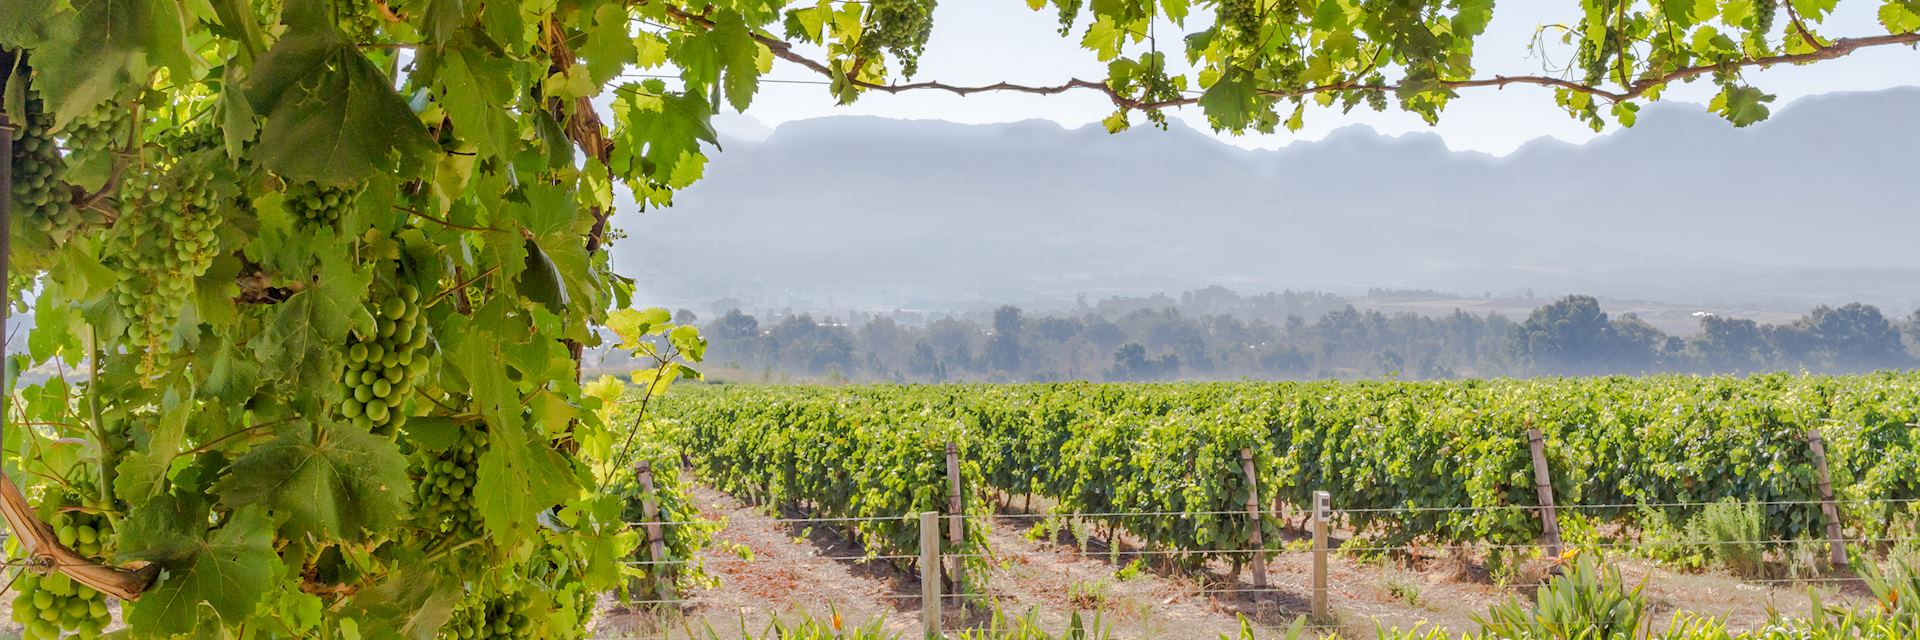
[8,88,78,238]
[286,181,364,227]
[60,97,132,161]
[412,425,490,542]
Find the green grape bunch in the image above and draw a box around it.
[1218,0,1263,46]
[110,145,221,358]
[342,283,430,431]
[12,500,118,640]
[59,99,133,161]
[12,573,112,640]
[438,591,532,640]
[413,425,488,539]
[859,0,938,77]
[287,181,364,228]
[8,90,79,236]
[339,0,386,41]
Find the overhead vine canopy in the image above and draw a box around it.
[0,0,1912,636]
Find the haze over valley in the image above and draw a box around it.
[611,87,1920,318]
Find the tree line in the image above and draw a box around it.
[657,292,1920,383]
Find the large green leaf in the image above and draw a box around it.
[213,420,412,541]
[248,247,373,395]
[340,562,462,640]
[25,0,192,128]
[430,32,517,160]
[247,30,436,184]
[125,507,277,634]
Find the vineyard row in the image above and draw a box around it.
[623,372,1920,593]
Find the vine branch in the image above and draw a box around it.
[644,1,1919,111]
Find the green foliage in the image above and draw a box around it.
[672,389,994,579]
[1475,553,1647,639]
[0,0,1906,636]
[1691,499,1772,578]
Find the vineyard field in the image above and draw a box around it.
[650,373,1920,556]
[593,372,1920,636]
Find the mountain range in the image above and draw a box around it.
[608,87,1920,315]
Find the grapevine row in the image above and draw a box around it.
[654,372,1920,570]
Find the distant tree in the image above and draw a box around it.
[908,341,947,381]
[1509,295,1618,374]
[1258,345,1311,375]
[674,309,700,325]
[806,334,857,375]
[1082,316,1128,350]
[858,317,913,364]
[1609,313,1668,372]
[1107,343,1179,381]
[710,309,762,341]
[1804,303,1909,370]
[1764,323,1821,369]
[1693,316,1769,372]
[986,305,1025,373]
[1034,317,1082,343]
[925,318,980,371]
[1906,310,1920,359]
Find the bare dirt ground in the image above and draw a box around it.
[591,486,1874,639]
[0,485,1868,640]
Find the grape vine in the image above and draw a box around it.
[0,0,1908,636]
[859,0,939,77]
[439,591,532,640]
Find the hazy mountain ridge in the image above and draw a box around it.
[614,87,1920,313]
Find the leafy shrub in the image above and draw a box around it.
[1474,552,1646,640]
[1688,499,1770,578]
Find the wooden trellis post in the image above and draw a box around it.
[919,511,943,637]
[1527,429,1563,557]
[1239,448,1267,590]
[1806,429,1848,571]
[945,442,966,606]
[635,460,676,604]
[1311,490,1330,621]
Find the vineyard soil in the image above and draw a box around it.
[584,484,1872,639]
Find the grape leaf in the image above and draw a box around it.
[582,3,638,85]
[246,29,436,184]
[517,238,569,315]
[611,88,719,188]
[431,37,517,160]
[473,417,580,542]
[1198,72,1258,131]
[1709,84,1775,127]
[0,0,64,49]
[340,562,462,640]
[27,0,192,128]
[709,11,765,112]
[125,507,277,634]
[118,492,211,565]
[249,247,373,395]
[214,420,412,541]
[1453,0,1494,37]
[113,394,192,502]
[443,316,581,541]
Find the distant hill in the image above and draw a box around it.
[610,88,1920,314]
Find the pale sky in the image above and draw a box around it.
[711,1,1920,155]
